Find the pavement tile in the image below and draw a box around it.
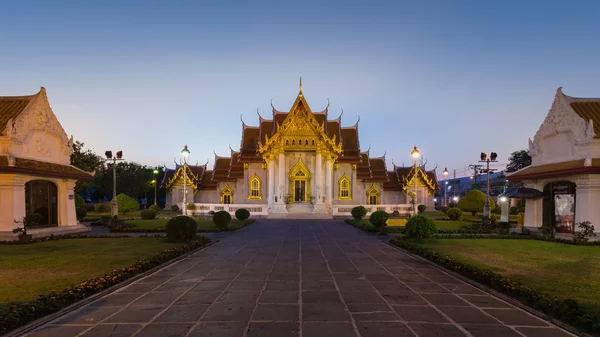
[406,282,451,294]
[53,306,117,324]
[259,290,299,303]
[421,293,470,306]
[459,295,513,308]
[364,273,398,283]
[437,306,501,325]
[392,305,449,323]
[484,309,549,326]
[331,272,363,281]
[117,283,159,293]
[302,322,358,337]
[154,304,209,322]
[336,280,374,292]
[175,291,220,305]
[132,291,182,306]
[302,280,336,291]
[355,321,414,337]
[201,303,256,321]
[88,293,143,307]
[461,324,522,337]
[515,327,575,337]
[202,272,239,281]
[352,311,401,321]
[216,291,259,304]
[441,283,486,295]
[408,323,468,337]
[340,291,386,304]
[251,304,299,321]
[393,273,431,283]
[137,275,173,284]
[266,280,299,291]
[135,323,194,337]
[302,291,342,304]
[246,322,299,337]
[80,323,142,337]
[191,281,230,292]
[25,325,91,337]
[346,303,392,313]
[226,281,266,291]
[380,291,428,305]
[153,282,196,292]
[104,305,164,323]
[302,302,351,321]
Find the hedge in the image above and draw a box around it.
[0,236,211,334]
[389,237,600,334]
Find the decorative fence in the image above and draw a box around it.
[185,203,269,216]
[332,204,413,217]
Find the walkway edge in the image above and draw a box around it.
[383,241,592,337]
[3,240,219,337]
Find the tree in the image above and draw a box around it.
[506,150,532,173]
[457,189,496,216]
[70,141,104,193]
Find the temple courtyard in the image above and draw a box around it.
[22,220,573,337]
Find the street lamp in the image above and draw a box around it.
[153,168,159,206]
[479,151,498,222]
[181,145,190,216]
[105,150,124,217]
[443,168,449,206]
[410,146,421,216]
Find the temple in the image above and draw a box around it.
[162,83,440,218]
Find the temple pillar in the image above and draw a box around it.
[268,158,275,206]
[315,152,322,204]
[326,157,333,205]
[271,152,288,213]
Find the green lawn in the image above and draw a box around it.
[347,218,469,231]
[125,218,254,232]
[87,210,180,218]
[415,239,600,313]
[422,210,518,222]
[0,238,182,305]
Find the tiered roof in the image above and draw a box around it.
[383,164,440,192]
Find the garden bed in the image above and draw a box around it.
[0,236,211,334]
[110,218,256,233]
[389,236,600,335]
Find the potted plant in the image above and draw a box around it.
[12,213,44,243]
[573,221,596,243]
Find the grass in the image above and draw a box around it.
[87,210,180,218]
[346,218,469,231]
[413,238,600,314]
[0,237,182,305]
[124,218,255,232]
[421,210,518,222]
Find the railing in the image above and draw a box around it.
[184,203,269,216]
[333,204,413,217]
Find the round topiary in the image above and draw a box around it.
[235,208,250,221]
[213,211,232,230]
[441,206,449,214]
[417,204,427,213]
[149,204,161,213]
[351,206,368,220]
[171,204,180,212]
[369,211,390,232]
[76,207,87,220]
[94,203,107,212]
[75,194,86,210]
[165,216,198,242]
[141,209,157,220]
[446,208,462,220]
[24,213,45,227]
[457,189,496,216]
[405,215,437,239]
[116,193,140,214]
[187,203,196,210]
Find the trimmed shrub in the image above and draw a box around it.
[351,206,368,220]
[165,216,198,242]
[213,211,232,230]
[235,208,250,221]
[417,204,427,213]
[101,215,111,224]
[75,194,85,209]
[76,207,87,220]
[441,206,449,214]
[446,208,462,220]
[25,213,45,227]
[369,211,390,233]
[187,203,196,210]
[457,190,496,216]
[149,204,161,213]
[116,193,140,214]
[492,205,501,214]
[141,209,157,220]
[94,203,107,212]
[171,204,180,212]
[405,215,437,239]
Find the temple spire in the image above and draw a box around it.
[299,77,303,93]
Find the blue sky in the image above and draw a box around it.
[1,0,599,177]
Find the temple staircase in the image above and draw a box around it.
[267,202,333,219]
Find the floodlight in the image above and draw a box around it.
[443,168,449,176]
[490,152,497,161]
[116,151,123,159]
[105,151,112,159]
[480,152,488,161]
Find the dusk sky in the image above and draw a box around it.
[2,0,599,178]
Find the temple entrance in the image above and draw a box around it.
[25,180,58,227]
[542,181,576,233]
[294,179,306,202]
[288,159,312,203]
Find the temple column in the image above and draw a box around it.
[326,156,333,205]
[268,158,275,206]
[271,152,288,214]
[315,152,322,204]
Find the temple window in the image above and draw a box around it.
[305,139,308,146]
[312,140,315,146]
[248,174,262,200]
[221,184,234,204]
[338,174,351,200]
[367,185,380,205]
[286,140,289,146]
[292,140,295,145]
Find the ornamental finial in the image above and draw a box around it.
[299,76,303,93]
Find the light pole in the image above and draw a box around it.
[105,150,124,217]
[410,146,421,216]
[153,168,159,206]
[181,145,190,216]
[443,168,449,207]
[479,152,498,222]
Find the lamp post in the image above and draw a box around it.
[181,145,190,216]
[479,152,498,222]
[410,146,421,216]
[443,168,449,206]
[153,168,159,206]
[105,150,124,217]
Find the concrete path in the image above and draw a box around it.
[24,220,574,337]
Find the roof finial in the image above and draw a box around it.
[299,76,303,93]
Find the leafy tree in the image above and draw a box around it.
[458,189,496,216]
[70,141,104,192]
[506,150,532,173]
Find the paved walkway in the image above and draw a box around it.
[24,220,574,337]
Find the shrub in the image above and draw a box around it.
[24,213,45,227]
[171,204,180,212]
[574,221,596,240]
[75,194,85,209]
[213,211,232,230]
[76,207,87,220]
[369,211,390,233]
[417,204,427,213]
[351,206,368,220]
[116,193,140,214]
[187,203,196,210]
[94,203,107,212]
[446,208,462,220]
[165,216,198,242]
[149,204,161,213]
[405,215,437,239]
[235,208,250,221]
[492,205,501,214]
[441,206,449,214]
[100,215,111,224]
[457,190,495,216]
[141,209,157,220]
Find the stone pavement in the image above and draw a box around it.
[24,220,575,337]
